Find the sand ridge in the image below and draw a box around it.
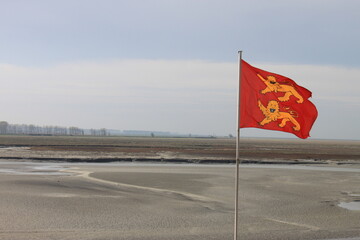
[63,167,218,204]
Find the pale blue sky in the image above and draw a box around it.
[2,0,360,66]
[0,0,359,139]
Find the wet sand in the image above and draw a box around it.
[0,162,359,240]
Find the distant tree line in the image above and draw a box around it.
[0,121,108,136]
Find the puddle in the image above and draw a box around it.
[0,146,30,151]
[338,201,360,211]
[0,163,71,175]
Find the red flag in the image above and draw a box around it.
[239,60,318,139]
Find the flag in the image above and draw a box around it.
[239,60,318,139]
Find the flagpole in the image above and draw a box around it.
[234,50,242,240]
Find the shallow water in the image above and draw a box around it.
[0,162,70,175]
[1,161,360,175]
[338,201,360,211]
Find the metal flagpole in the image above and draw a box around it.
[234,50,242,240]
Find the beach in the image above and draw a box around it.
[0,161,360,240]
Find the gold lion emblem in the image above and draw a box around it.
[257,74,304,103]
[258,100,300,131]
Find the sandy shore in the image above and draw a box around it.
[0,162,359,240]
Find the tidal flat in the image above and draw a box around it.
[0,136,359,240]
[0,162,359,240]
[0,135,359,164]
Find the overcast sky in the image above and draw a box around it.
[0,0,359,140]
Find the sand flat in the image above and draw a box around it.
[0,136,359,163]
[0,162,359,239]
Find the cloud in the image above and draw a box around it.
[0,59,358,138]
[255,62,360,104]
[1,59,235,97]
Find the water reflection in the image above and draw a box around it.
[338,201,360,211]
[0,162,70,175]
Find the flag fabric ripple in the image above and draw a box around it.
[239,60,318,139]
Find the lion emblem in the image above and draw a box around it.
[257,74,304,103]
[258,100,300,131]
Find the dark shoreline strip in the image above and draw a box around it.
[0,156,332,165]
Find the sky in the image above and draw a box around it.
[0,0,359,140]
